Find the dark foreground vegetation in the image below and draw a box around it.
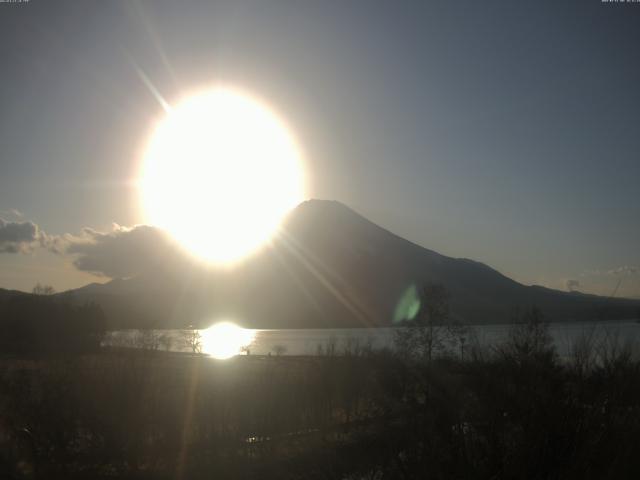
[1,287,640,479]
[0,289,105,354]
[1,323,640,479]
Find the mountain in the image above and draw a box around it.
[59,200,640,329]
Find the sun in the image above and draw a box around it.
[140,87,305,264]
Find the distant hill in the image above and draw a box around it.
[0,288,27,301]
[55,199,640,329]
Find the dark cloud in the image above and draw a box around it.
[1,214,186,278]
[0,218,43,253]
[565,279,580,292]
[62,224,181,278]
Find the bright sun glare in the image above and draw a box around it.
[201,322,255,360]
[140,87,305,264]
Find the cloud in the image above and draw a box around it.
[61,224,180,278]
[581,266,639,277]
[1,209,23,219]
[566,279,580,292]
[0,218,46,253]
[574,266,640,298]
[607,265,639,276]
[0,213,186,278]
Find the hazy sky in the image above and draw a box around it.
[1,0,639,297]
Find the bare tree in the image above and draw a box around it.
[159,333,173,352]
[135,330,161,351]
[497,306,555,364]
[316,336,338,357]
[272,344,287,356]
[182,329,202,354]
[569,325,599,376]
[446,320,470,360]
[32,283,56,295]
[596,327,636,375]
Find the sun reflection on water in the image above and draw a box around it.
[200,322,255,359]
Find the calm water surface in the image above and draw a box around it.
[104,320,640,358]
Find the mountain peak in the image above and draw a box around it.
[294,198,359,215]
[290,199,378,228]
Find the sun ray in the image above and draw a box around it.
[269,241,325,317]
[129,57,172,113]
[275,230,373,326]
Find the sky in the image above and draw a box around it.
[0,0,639,297]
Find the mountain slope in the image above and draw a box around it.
[60,200,640,329]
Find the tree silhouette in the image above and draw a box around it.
[31,283,55,295]
[395,283,452,361]
[182,328,202,354]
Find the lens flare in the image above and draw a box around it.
[393,284,421,323]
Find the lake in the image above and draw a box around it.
[103,319,640,359]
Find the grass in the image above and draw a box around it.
[1,331,640,479]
